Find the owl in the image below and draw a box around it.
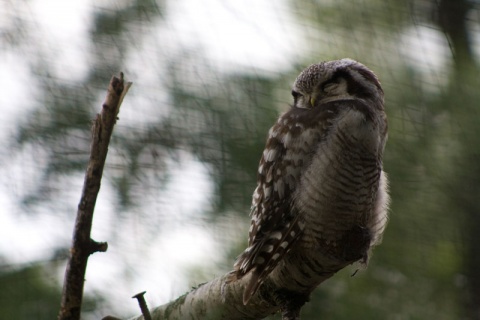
[229,59,389,307]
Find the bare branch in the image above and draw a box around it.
[126,273,279,320]
[58,74,132,320]
[123,259,342,320]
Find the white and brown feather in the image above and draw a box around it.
[230,59,389,305]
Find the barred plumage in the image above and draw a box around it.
[229,59,389,306]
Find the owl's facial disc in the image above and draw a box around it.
[311,77,351,106]
[292,59,384,109]
[292,67,353,109]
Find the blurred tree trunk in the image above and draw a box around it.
[436,0,480,319]
[437,0,474,71]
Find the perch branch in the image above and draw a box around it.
[121,264,340,320]
[110,234,362,320]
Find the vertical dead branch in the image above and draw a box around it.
[58,73,132,320]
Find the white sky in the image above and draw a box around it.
[165,0,305,73]
[0,0,461,317]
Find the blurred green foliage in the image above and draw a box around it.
[2,0,480,319]
[0,262,99,319]
[0,264,62,319]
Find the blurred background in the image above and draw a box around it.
[1,0,479,319]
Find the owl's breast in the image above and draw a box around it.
[293,107,384,247]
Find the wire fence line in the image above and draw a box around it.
[0,0,479,319]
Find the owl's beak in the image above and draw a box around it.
[309,97,315,108]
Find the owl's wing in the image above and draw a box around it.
[230,103,338,304]
[234,115,303,304]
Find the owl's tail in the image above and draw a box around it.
[242,269,262,305]
[225,261,262,305]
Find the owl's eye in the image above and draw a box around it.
[291,90,301,99]
[322,80,339,93]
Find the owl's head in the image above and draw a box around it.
[292,59,384,109]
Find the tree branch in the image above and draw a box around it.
[127,273,279,320]
[118,247,354,320]
[58,73,132,320]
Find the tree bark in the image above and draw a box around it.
[58,74,132,320]
[128,273,279,320]
[106,246,357,319]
